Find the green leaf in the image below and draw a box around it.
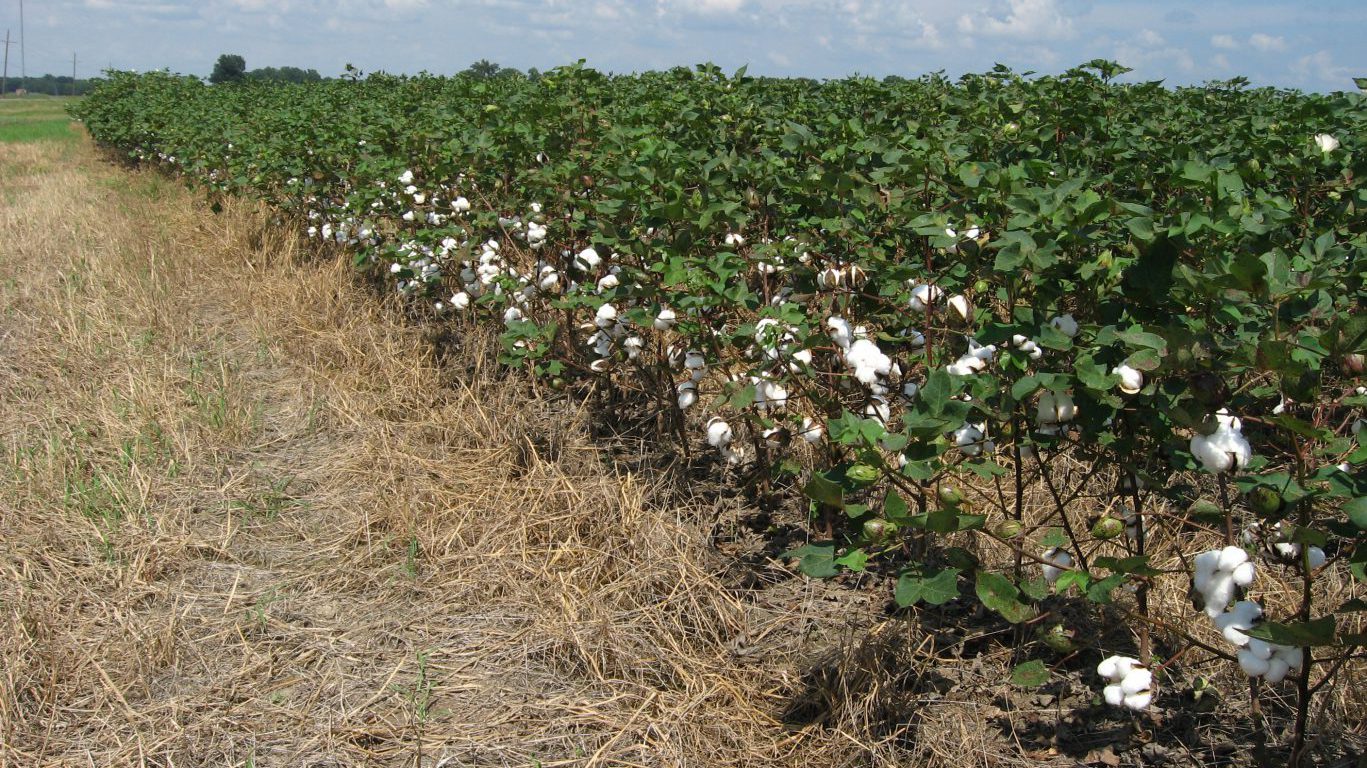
[783,542,838,579]
[976,571,1035,624]
[1346,497,1367,531]
[1244,616,1337,647]
[1086,574,1127,604]
[884,491,911,522]
[835,548,870,572]
[1010,660,1050,688]
[1054,570,1091,594]
[803,473,844,507]
[894,567,961,607]
[1040,528,1068,549]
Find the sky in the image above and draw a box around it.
[3,0,1364,91]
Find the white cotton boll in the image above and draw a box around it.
[791,348,814,367]
[1238,649,1272,678]
[1231,560,1256,587]
[902,381,920,400]
[1218,546,1249,571]
[390,262,404,274]
[1037,391,1078,424]
[798,416,824,443]
[1115,364,1144,394]
[1193,567,1215,597]
[1280,646,1304,670]
[684,351,706,371]
[1221,622,1252,647]
[1314,133,1340,152]
[1049,314,1079,337]
[1041,548,1073,584]
[503,307,524,325]
[826,317,853,350]
[574,247,602,271]
[1190,413,1253,474]
[947,294,972,322]
[452,196,471,212]
[1104,685,1125,706]
[1120,669,1152,696]
[597,274,620,292]
[623,336,644,360]
[865,397,891,425]
[1263,658,1290,684]
[1246,638,1275,661]
[706,418,733,448]
[967,339,997,362]
[538,271,560,291]
[1123,692,1153,711]
[1194,550,1221,578]
[725,232,745,246]
[845,339,892,385]
[1204,574,1236,618]
[677,383,698,410]
[954,423,986,456]
[450,292,471,310]
[1097,657,1120,680]
[654,307,677,330]
[946,354,986,377]
[1275,542,1300,560]
[412,193,426,205]
[908,283,943,312]
[402,211,416,222]
[1307,546,1326,570]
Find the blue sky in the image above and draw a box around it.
[5,0,1364,90]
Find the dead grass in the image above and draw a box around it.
[0,137,1362,768]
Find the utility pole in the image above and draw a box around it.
[19,0,25,93]
[2,30,9,98]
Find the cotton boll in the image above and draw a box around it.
[1204,574,1236,618]
[947,294,972,322]
[1097,656,1123,680]
[1263,658,1290,684]
[1280,646,1304,670]
[1314,133,1340,152]
[954,423,986,456]
[865,397,891,425]
[1218,546,1249,571]
[1194,550,1221,579]
[1120,669,1152,696]
[677,382,698,410]
[574,247,602,271]
[1231,561,1256,587]
[706,418,733,448]
[1238,649,1272,678]
[826,317,853,350]
[1307,546,1327,570]
[654,307,677,330]
[1246,638,1274,661]
[503,307,524,325]
[902,381,920,400]
[452,196,471,212]
[1037,391,1077,424]
[1041,548,1073,584]
[724,232,745,246]
[684,351,706,371]
[798,416,824,444]
[623,336,644,360]
[1123,692,1153,711]
[1104,685,1125,706]
[450,291,471,310]
[597,274,620,292]
[1049,314,1079,337]
[909,282,943,312]
[1190,412,1253,474]
[1114,364,1144,394]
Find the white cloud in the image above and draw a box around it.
[1292,49,1355,88]
[1210,34,1237,49]
[1136,29,1163,47]
[659,0,745,14]
[1248,33,1285,52]
[958,0,1075,41]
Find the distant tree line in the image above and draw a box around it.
[2,75,96,96]
[209,54,544,86]
[209,54,323,85]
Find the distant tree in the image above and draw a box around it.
[463,59,506,79]
[247,66,324,84]
[209,54,247,85]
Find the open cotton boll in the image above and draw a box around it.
[1190,410,1253,474]
[724,232,746,246]
[1264,658,1291,684]
[450,291,471,310]
[503,307,525,325]
[798,416,824,443]
[1314,133,1340,152]
[1123,692,1153,710]
[1012,334,1044,360]
[597,274,620,292]
[1203,574,1236,618]
[623,336,644,360]
[826,317,854,350]
[947,294,972,322]
[1246,638,1275,661]
[865,397,891,425]
[677,381,698,410]
[845,339,893,385]
[1104,685,1125,707]
[1120,668,1152,696]
[574,247,602,271]
[908,282,943,312]
[1114,364,1144,394]
[1218,545,1249,571]
[706,418,733,448]
[1307,546,1327,570]
[1098,655,1138,681]
[451,196,471,212]
[1238,649,1272,678]
[1231,560,1256,587]
[1037,391,1078,425]
[654,307,677,330]
[946,353,986,377]
[1041,547,1073,584]
[684,351,706,371]
[1049,314,1079,337]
